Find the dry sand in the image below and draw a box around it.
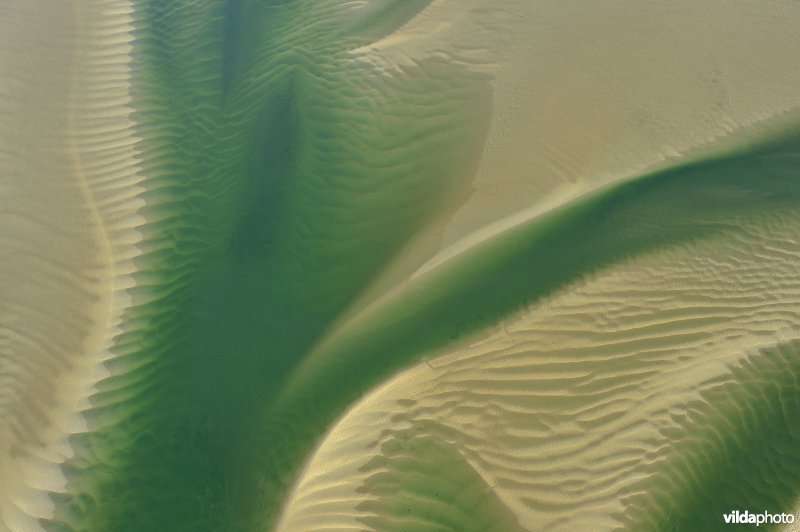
[0,2,144,529]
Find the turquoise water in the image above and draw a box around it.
[46,2,800,531]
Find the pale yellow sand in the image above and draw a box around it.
[340,0,800,312]
[277,208,800,531]
[0,2,143,529]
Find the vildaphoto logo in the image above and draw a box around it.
[723,510,795,526]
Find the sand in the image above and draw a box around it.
[277,205,800,531]
[340,0,800,314]
[0,1,143,529]
[273,1,800,529]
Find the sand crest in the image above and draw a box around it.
[0,2,144,529]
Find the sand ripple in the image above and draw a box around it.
[0,1,143,529]
[278,205,800,531]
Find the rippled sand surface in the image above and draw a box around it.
[3,1,800,530]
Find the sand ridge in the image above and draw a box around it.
[277,206,800,531]
[0,1,144,529]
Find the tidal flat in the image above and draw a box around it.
[3,1,800,531]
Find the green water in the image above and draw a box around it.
[49,1,800,530]
[623,340,800,531]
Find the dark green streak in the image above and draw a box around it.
[621,340,800,531]
[253,130,800,528]
[53,1,489,530]
[357,428,526,531]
